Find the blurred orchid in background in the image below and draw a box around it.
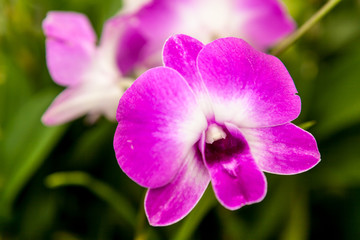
[42,0,295,125]
[113,34,320,226]
[42,12,133,125]
[120,0,153,13]
[117,0,296,74]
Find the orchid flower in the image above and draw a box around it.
[42,12,133,125]
[113,34,320,226]
[117,0,296,74]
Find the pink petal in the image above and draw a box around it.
[114,67,207,188]
[43,11,96,44]
[202,123,267,210]
[236,0,296,50]
[241,123,321,175]
[116,1,178,73]
[115,24,147,75]
[43,12,96,86]
[42,85,122,126]
[145,148,210,226]
[197,37,301,128]
[163,34,207,96]
[45,39,95,87]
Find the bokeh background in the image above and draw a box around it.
[1,0,360,239]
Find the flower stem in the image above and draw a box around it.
[173,186,217,240]
[45,171,137,227]
[271,0,342,56]
[134,191,148,240]
[280,181,309,240]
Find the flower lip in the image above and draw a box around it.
[202,122,267,209]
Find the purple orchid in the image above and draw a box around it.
[116,0,296,74]
[113,34,320,226]
[42,12,133,125]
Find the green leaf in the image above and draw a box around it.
[0,56,33,130]
[216,207,247,240]
[310,41,360,140]
[70,119,116,168]
[0,89,67,220]
[247,177,292,240]
[310,127,360,189]
[280,186,309,240]
[173,187,217,240]
[18,192,58,239]
[45,171,137,227]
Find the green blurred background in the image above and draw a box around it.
[1,0,360,239]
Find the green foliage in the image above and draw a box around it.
[311,42,360,140]
[0,89,66,220]
[45,171,137,227]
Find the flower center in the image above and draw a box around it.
[205,123,227,144]
[204,124,248,166]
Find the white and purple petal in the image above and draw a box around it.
[42,84,123,126]
[145,148,210,226]
[163,34,204,94]
[241,123,321,175]
[114,67,207,188]
[197,37,301,128]
[163,34,213,115]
